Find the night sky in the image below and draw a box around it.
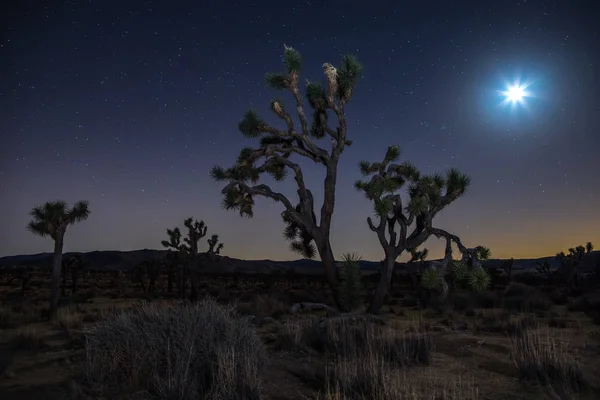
[1,1,598,261]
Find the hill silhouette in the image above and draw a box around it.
[1,249,598,275]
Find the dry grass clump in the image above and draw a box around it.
[280,315,433,367]
[510,328,585,397]
[0,303,40,328]
[473,311,537,336]
[286,317,449,399]
[9,326,46,351]
[82,298,265,400]
[319,363,479,400]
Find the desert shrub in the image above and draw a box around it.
[472,290,499,309]
[449,291,472,312]
[547,317,568,329]
[512,271,545,286]
[400,294,419,307]
[237,294,289,324]
[336,252,365,312]
[502,283,552,312]
[9,327,46,351]
[510,329,584,395]
[566,296,588,312]
[298,354,478,400]
[83,298,265,400]
[285,316,433,367]
[474,312,536,337]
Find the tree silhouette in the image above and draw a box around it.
[355,145,485,314]
[211,45,362,298]
[161,227,186,297]
[27,200,90,319]
[207,234,224,254]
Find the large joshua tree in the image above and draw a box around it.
[210,46,362,297]
[27,200,91,319]
[355,145,483,314]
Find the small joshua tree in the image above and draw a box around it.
[61,254,84,295]
[501,258,514,282]
[161,227,186,297]
[181,218,209,299]
[27,200,90,319]
[555,242,593,293]
[355,145,487,314]
[336,252,365,312]
[207,234,224,254]
[536,260,552,281]
[210,46,362,301]
[161,219,224,298]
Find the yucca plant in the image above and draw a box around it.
[336,252,365,312]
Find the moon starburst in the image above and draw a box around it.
[499,80,533,108]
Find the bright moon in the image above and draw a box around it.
[506,85,525,102]
[499,81,532,107]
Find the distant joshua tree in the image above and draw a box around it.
[210,45,362,302]
[61,254,85,295]
[355,145,489,314]
[161,218,225,299]
[207,234,224,254]
[27,200,91,319]
[555,242,594,293]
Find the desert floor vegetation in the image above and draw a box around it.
[1,265,599,400]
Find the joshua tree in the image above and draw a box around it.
[180,218,209,299]
[27,200,91,319]
[61,254,84,295]
[161,227,186,297]
[210,46,362,299]
[336,252,365,312]
[501,258,514,282]
[555,242,594,293]
[535,260,552,281]
[162,219,224,298]
[355,145,486,314]
[207,234,224,254]
[182,218,208,255]
[405,247,429,291]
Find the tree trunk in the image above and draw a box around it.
[368,255,396,315]
[315,236,339,304]
[167,265,173,294]
[61,263,67,296]
[50,238,64,320]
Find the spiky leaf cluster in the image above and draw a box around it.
[408,247,429,263]
[405,168,471,217]
[161,227,182,251]
[423,260,491,295]
[355,145,420,217]
[27,200,91,240]
[356,145,470,220]
[336,252,365,312]
[282,207,317,259]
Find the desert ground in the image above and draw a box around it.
[1,262,599,400]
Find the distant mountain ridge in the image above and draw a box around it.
[1,249,598,275]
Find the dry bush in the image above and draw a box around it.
[82,298,265,400]
[0,304,40,328]
[281,316,433,368]
[502,283,553,312]
[284,319,474,400]
[236,294,289,324]
[9,326,46,351]
[320,363,480,400]
[510,328,585,396]
[473,311,537,336]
